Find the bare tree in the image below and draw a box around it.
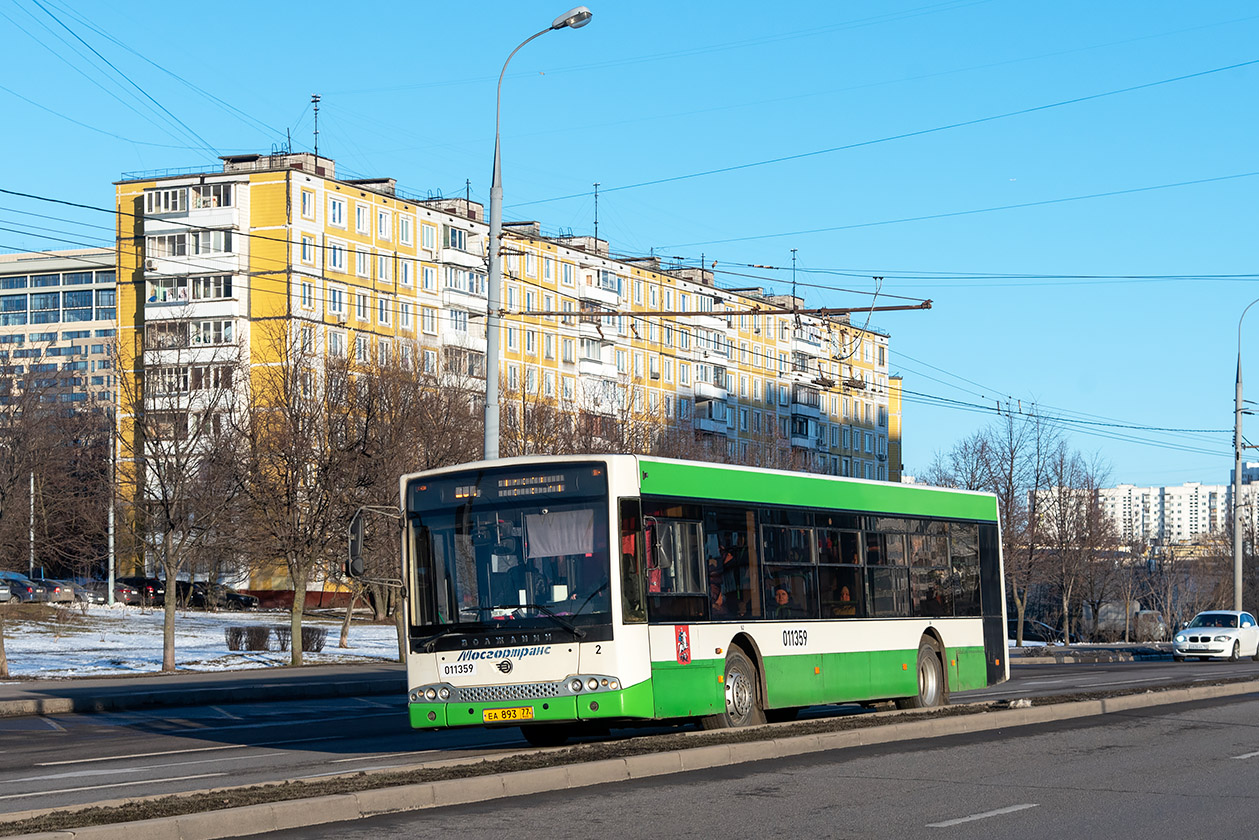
[115,316,245,671]
[235,323,372,665]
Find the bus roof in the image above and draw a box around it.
[637,457,999,522]
[401,455,999,523]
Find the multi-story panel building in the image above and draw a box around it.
[0,248,116,404]
[1098,482,1245,545]
[114,152,898,480]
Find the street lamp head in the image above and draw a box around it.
[551,5,593,30]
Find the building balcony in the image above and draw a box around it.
[578,357,617,379]
[441,287,485,311]
[576,283,620,307]
[790,433,818,450]
[693,379,727,401]
[694,416,728,435]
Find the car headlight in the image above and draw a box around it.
[1214,635,1232,643]
[1175,634,1186,643]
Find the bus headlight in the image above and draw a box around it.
[587,678,599,691]
[425,688,438,701]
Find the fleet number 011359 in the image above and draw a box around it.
[441,662,476,678]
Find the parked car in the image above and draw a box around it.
[57,580,104,605]
[205,584,259,611]
[116,576,165,606]
[0,571,49,603]
[87,580,141,605]
[1008,617,1064,646]
[0,580,9,603]
[170,580,211,609]
[1173,610,1259,662]
[31,578,75,604]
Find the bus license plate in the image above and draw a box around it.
[483,706,534,723]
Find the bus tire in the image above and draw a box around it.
[521,724,569,747]
[895,638,948,709]
[702,647,766,729]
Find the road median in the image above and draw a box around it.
[5,676,1257,840]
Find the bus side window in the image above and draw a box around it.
[620,500,646,623]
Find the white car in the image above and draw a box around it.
[1173,610,1259,662]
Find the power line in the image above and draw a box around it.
[511,57,1259,209]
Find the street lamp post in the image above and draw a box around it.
[1234,298,1259,611]
[484,6,593,460]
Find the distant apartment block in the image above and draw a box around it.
[0,248,117,404]
[1098,482,1257,546]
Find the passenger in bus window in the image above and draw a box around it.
[770,585,803,619]
[710,580,732,618]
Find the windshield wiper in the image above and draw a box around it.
[474,603,587,639]
[415,627,460,653]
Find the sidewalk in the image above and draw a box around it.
[0,662,406,718]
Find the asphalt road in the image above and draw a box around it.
[262,693,1259,840]
[2,657,1257,817]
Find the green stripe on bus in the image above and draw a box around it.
[638,459,998,522]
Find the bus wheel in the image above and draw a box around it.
[521,724,569,747]
[702,648,766,729]
[895,638,948,710]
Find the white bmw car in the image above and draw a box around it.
[1173,610,1259,662]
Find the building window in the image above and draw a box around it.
[328,285,346,315]
[356,293,369,321]
[399,259,413,287]
[356,249,371,278]
[377,254,392,282]
[399,301,412,329]
[300,189,315,220]
[327,240,346,272]
[399,214,414,246]
[421,223,437,252]
[145,188,186,215]
[422,265,436,291]
[355,204,370,234]
[445,226,468,251]
[421,307,437,334]
[300,282,314,310]
[450,310,468,333]
[377,209,392,240]
[301,235,315,265]
[328,197,346,228]
[377,297,391,325]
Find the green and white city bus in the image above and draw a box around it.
[350,455,1007,746]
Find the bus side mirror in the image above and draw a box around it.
[347,510,365,578]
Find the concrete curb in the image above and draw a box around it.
[10,678,1258,840]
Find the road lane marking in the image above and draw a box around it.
[1078,677,1166,688]
[0,773,226,801]
[927,804,1038,827]
[37,736,333,766]
[1232,750,1259,760]
[329,751,439,763]
[17,753,286,782]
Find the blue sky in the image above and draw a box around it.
[2,0,1256,487]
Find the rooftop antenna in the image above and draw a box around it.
[311,94,321,159]
[593,182,600,242]
[466,179,471,204]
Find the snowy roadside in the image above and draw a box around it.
[0,603,400,679]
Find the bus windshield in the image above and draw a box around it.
[407,464,611,633]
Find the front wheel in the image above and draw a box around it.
[896,638,948,709]
[701,647,766,729]
[1172,654,1184,662]
[1229,641,1240,662]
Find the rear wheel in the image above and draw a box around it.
[521,724,570,747]
[1229,641,1240,662]
[1252,643,1259,662]
[896,638,948,709]
[701,647,766,729]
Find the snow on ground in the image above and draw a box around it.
[0,603,400,679]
